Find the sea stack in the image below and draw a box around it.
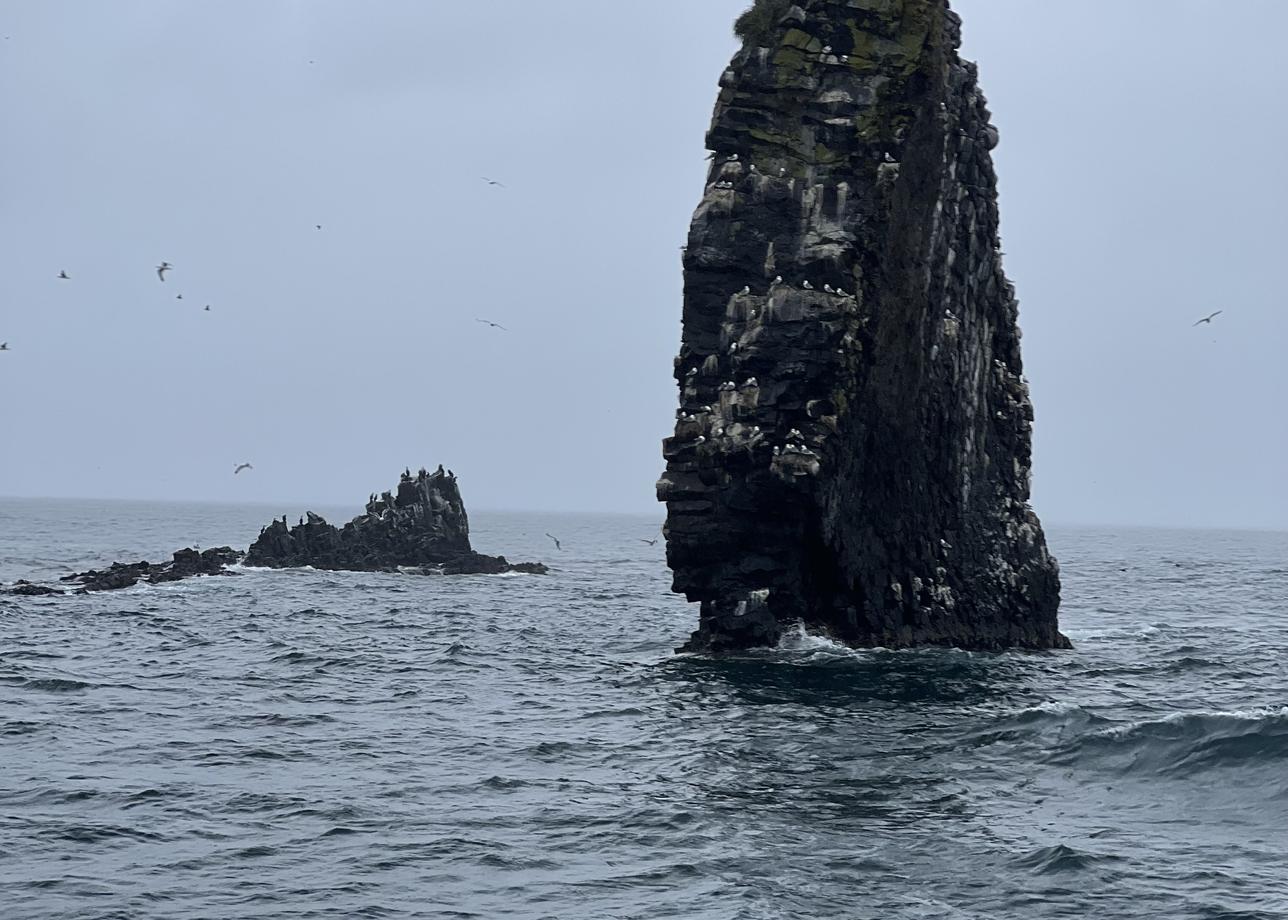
[658,0,1066,652]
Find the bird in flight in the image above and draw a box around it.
[176,294,183,300]
[1193,310,1223,326]
[204,305,211,312]
[157,262,172,281]
[481,177,506,188]
[233,462,253,475]
[315,224,322,230]
[545,533,563,551]
[640,538,658,546]
[57,270,70,280]
[476,318,507,331]
[0,342,9,351]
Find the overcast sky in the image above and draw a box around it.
[1,1,1284,529]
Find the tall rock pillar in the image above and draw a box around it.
[659,0,1066,652]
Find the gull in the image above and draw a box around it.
[696,436,706,444]
[740,285,750,295]
[58,270,70,280]
[824,284,834,293]
[1192,310,1223,326]
[0,342,8,351]
[749,165,757,173]
[233,462,253,475]
[156,262,172,281]
[840,55,849,63]
[476,318,508,331]
[802,280,813,290]
[204,305,211,312]
[837,288,847,297]
[779,167,787,176]
[640,538,659,546]
[176,294,183,300]
[481,177,506,188]
[727,154,739,162]
[822,45,832,53]
[773,275,783,284]
[315,224,323,230]
[545,533,563,551]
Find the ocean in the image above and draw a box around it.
[1,498,1285,919]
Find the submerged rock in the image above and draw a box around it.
[661,0,1065,652]
[244,467,546,575]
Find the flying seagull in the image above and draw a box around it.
[315,224,322,230]
[545,533,563,551]
[156,262,172,281]
[233,462,253,475]
[1193,310,1223,326]
[0,342,8,351]
[176,294,183,300]
[640,538,659,546]
[481,177,506,188]
[204,305,211,312]
[476,318,507,331]
[58,270,69,280]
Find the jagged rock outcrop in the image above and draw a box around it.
[7,467,545,595]
[659,0,1064,652]
[244,467,547,575]
[59,547,242,593]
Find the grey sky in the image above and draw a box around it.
[1,1,1284,529]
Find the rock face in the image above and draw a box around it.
[659,0,1064,653]
[60,547,242,593]
[6,467,546,596]
[245,467,547,575]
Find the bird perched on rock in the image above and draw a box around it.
[156,262,172,281]
[883,152,897,164]
[1193,311,1223,326]
[773,275,783,284]
[824,284,834,293]
[726,153,739,162]
[802,280,813,290]
[740,285,750,295]
[779,167,787,177]
[233,462,253,475]
[696,436,706,444]
[749,164,757,173]
[545,533,563,551]
[836,288,848,297]
[729,342,738,353]
[57,270,69,280]
[840,55,849,63]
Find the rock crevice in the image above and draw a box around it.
[661,0,1065,652]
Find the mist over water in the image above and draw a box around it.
[1,500,1286,918]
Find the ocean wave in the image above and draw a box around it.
[1050,707,1288,776]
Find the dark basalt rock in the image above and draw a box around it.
[660,0,1065,653]
[244,467,546,575]
[11,467,545,596]
[7,580,62,597]
[59,547,241,593]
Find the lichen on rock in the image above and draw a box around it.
[661,0,1066,653]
